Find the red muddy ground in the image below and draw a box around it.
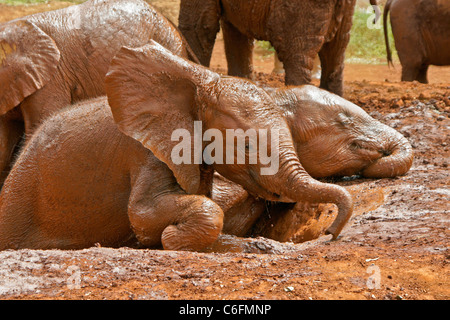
[0,1,448,300]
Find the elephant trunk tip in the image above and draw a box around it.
[362,142,414,178]
[322,185,354,240]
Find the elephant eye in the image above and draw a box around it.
[350,141,363,150]
[337,113,352,126]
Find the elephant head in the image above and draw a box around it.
[105,42,353,239]
[270,85,413,178]
[0,20,60,115]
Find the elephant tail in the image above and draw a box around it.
[383,0,394,67]
[185,41,201,64]
[165,17,201,64]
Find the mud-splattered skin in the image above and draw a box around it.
[269,85,414,179]
[0,0,195,186]
[215,86,413,240]
[384,0,450,82]
[179,0,377,96]
[0,43,353,251]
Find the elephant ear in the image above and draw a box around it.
[0,20,60,115]
[105,42,219,194]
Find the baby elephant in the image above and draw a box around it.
[0,42,354,251]
[0,0,195,186]
[216,86,414,239]
[269,85,414,178]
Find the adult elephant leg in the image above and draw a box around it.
[401,63,420,82]
[317,8,354,97]
[416,64,429,83]
[178,0,221,67]
[275,36,324,86]
[222,20,254,79]
[318,41,345,96]
[0,116,24,187]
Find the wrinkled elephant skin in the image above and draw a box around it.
[0,0,195,186]
[384,0,450,83]
[179,0,377,96]
[0,42,353,251]
[269,85,414,179]
[215,85,413,240]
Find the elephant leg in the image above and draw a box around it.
[128,186,224,251]
[221,20,254,79]
[212,175,266,236]
[318,26,353,96]
[401,64,421,82]
[274,36,324,87]
[178,0,221,66]
[0,116,24,187]
[416,64,429,84]
[318,39,346,97]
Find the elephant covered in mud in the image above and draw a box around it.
[214,85,414,240]
[178,0,378,96]
[0,0,196,186]
[384,0,450,83]
[269,85,413,178]
[0,42,353,251]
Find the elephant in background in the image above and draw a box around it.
[178,0,378,96]
[384,0,450,83]
[0,0,196,186]
[0,42,353,251]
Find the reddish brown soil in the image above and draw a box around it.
[0,1,448,301]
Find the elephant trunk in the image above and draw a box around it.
[362,127,413,178]
[270,153,354,239]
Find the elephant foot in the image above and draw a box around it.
[160,197,224,251]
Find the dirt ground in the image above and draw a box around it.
[0,1,448,301]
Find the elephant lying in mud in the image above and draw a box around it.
[0,0,196,186]
[0,42,354,251]
[267,85,413,179]
[214,85,414,241]
[178,0,378,96]
[384,0,450,83]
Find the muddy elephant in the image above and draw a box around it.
[213,173,337,243]
[268,85,414,178]
[0,0,196,186]
[0,42,353,251]
[214,85,413,238]
[178,0,378,96]
[384,0,450,83]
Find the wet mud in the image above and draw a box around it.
[0,1,448,300]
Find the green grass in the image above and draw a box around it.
[346,5,397,64]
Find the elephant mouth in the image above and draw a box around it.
[248,187,282,202]
[246,177,295,203]
[337,149,390,177]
